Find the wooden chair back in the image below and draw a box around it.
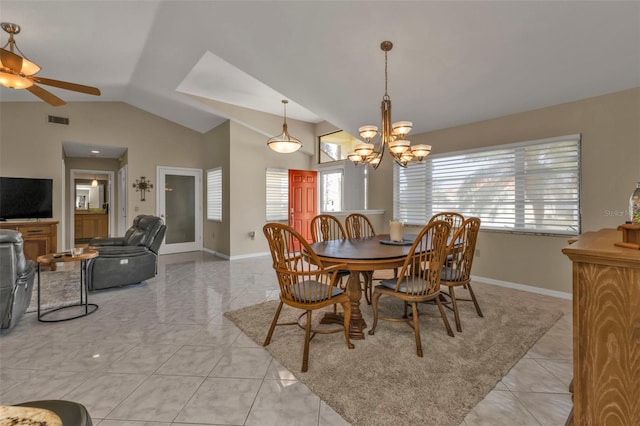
[391,220,451,296]
[345,213,376,239]
[442,217,481,285]
[428,212,465,235]
[310,214,347,243]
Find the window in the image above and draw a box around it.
[320,169,343,212]
[318,130,360,164]
[393,134,581,235]
[207,167,222,221]
[266,168,288,221]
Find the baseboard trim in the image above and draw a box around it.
[471,275,572,300]
[202,247,229,259]
[201,248,270,261]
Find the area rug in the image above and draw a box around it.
[25,269,82,313]
[224,282,567,426]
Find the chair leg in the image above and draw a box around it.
[403,301,409,319]
[411,302,423,357]
[435,296,454,337]
[263,300,283,346]
[302,310,312,372]
[368,291,382,335]
[340,300,354,349]
[365,271,373,305]
[449,286,462,333]
[467,283,483,317]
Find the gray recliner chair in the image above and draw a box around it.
[0,229,36,330]
[86,215,166,290]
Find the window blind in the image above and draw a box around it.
[394,134,581,235]
[266,168,288,221]
[207,167,222,221]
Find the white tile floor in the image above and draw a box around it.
[0,251,573,425]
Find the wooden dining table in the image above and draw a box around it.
[309,234,414,340]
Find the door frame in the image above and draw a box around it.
[117,164,128,237]
[156,166,203,255]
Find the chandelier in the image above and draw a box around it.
[267,99,302,154]
[347,41,431,169]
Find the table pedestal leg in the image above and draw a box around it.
[321,270,366,340]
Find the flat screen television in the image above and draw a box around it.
[0,177,53,220]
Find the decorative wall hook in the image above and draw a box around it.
[133,176,153,201]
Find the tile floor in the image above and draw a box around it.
[0,251,573,425]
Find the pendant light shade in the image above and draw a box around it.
[91,177,98,187]
[267,100,302,154]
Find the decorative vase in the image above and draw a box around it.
[630,181,640,224]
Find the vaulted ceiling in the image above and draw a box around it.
[2,1,638,141]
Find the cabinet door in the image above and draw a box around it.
[22,238,49,261]
[575,263,640,425]
[97,215,108,237]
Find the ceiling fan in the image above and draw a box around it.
[0,22,100,106]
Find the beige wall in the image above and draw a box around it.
[0,102,204,250]
[202,121,230,255]
[368,87,640,294]
[228,121,311,257]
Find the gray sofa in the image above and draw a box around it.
[86,215,166,290]
[0,229,36,330]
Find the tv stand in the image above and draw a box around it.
[0,220,58,270]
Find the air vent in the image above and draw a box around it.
[47,115,69,125]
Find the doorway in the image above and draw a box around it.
[69,169,115,246]
[156,166,203,254]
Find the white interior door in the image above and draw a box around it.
[157,166,203,254]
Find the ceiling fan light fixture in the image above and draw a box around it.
[17,56,39,76]
[267,100,302,154]
[0,22,100,106]
[0,69,32,88]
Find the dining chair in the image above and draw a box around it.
[428,212,465,235]
[368,220,453,357]
[311,214,347,243]
[438,217,482,332]
[263,222,354,372]
[344,213,378,304]
[310,214,351,296]
[345,213,376,239]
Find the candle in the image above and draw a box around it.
[390,220,404,242]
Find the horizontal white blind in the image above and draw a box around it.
[266,168,288,221]
[207,167,222,221]
[394,135,581,235]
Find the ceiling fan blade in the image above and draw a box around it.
[0,48,23,72]
[30,76,101,96]
[26,84,66,106]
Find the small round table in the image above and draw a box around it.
[36,249,99,322]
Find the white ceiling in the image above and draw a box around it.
[1,1,639,143]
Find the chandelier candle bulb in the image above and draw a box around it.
[390,220,404,242]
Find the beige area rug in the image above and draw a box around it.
[25,269,82,313]
[225,282,567,426]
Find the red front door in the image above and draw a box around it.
[289,169,317,245]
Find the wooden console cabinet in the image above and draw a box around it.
[0,220,58,270]
[562,228,640,425]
